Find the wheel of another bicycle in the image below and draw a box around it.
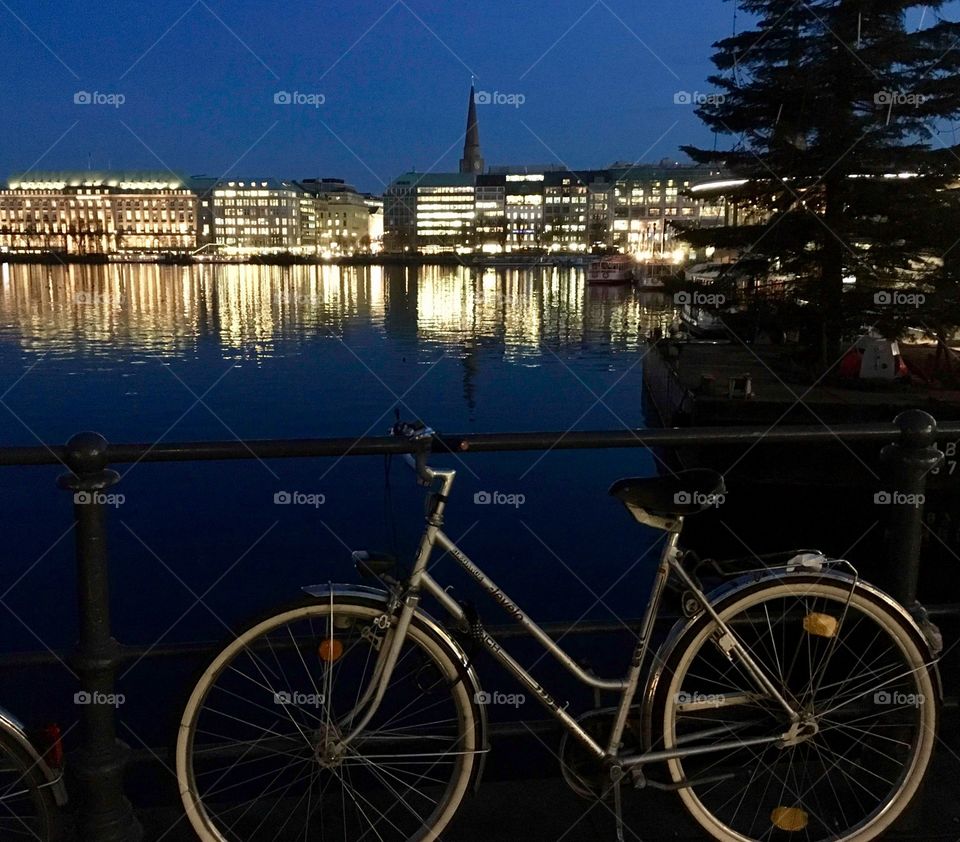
[0,729,62,841]
[176,597,477,842]
[651,575,938,842]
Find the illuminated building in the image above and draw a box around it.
[0,170,383,258]
[474,177,506,253]
[294,179,376,254]
[386,163,728,256]
[212,179,302,254]
[504,172,545,251]
[0,171,197,254]
[384,172,476,254]
[364,196,384,252]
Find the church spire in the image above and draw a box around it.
[459,84,484,175]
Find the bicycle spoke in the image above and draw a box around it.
[179,601,474,842]
[661,579,935,841]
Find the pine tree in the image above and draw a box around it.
[678,0,960,367]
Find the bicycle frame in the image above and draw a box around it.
[340,452,799,770]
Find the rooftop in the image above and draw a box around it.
[7,171,186,190]
[388,171,477,189]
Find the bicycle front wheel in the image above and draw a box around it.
[651,574,938,842]
[177,596,478,842]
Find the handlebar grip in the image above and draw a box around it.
[390,419,426,437]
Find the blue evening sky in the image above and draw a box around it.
[0,1,956,192]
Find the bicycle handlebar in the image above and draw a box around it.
[390,419,437,484]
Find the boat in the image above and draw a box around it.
[586,254,634,284]
[633,260,674,291]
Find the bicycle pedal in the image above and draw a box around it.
[352,550,397,579]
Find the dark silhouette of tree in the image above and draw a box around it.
[678,0,960,366]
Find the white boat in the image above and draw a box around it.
[586,255,634,284]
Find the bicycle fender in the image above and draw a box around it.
[301,582,490,794]
[0,705,68,807]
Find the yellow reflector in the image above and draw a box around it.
[319,638,344,662]
[802,613,838,638]
[771,806,808,831]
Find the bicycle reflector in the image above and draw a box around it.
[771,806,808,831]
[802,613,838,638]
[35,723,64,769]
[319,638,344,662]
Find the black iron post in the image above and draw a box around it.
[879,410,943,641]
[58,432,141,842]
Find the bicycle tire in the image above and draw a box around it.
[0,727,62,841]
[176,594,478,842]
[646,573,938,842]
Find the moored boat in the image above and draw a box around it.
[633,260,674,291]
[586,254,634,284]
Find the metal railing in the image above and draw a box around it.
[0,408,956,842]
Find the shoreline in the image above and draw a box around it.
[0,252,598,268]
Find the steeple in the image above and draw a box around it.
[459,84,484,175]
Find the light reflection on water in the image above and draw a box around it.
[0,262,675,367]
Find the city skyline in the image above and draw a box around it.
[1,0,743,193]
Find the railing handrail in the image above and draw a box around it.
[2,419,959,467]
[1,409,952,842]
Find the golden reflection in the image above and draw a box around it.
[0,263,676,360]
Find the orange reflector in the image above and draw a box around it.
[802,613,838,638]
[319,638,344,662]
[771,806,808,831]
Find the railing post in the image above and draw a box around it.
[879,410,943,642]
[57,432,141,842]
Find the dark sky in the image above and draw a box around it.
[0,1,952,193]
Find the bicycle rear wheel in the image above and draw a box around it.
[0,729,61,841]
[650,574,938,842]
[177,597,478,842]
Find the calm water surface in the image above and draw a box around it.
[0,263,676,731]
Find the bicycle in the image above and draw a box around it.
[176,420,941,842]
[0,707,65,840]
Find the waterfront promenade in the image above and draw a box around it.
[138,718,960,840]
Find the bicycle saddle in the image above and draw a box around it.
[609,469,726,518]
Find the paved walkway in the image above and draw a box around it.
[139,718,960,841]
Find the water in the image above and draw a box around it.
[0,262,676,738]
